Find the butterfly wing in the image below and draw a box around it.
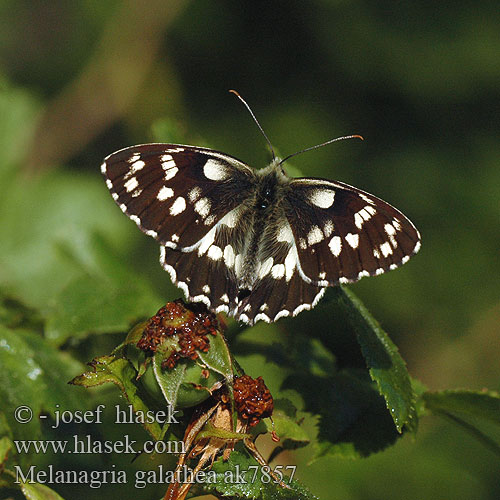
[101,144,256,250]
[102,144,260,313]
[285,178,421,285]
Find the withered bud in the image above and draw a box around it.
[136,299,219,368]
[233,375,274,427]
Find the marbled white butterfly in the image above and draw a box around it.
[102,94,420,325]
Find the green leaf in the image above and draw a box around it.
[20,481,66,500]
[0,80,40,177]
[423,389,500,456]
[0,162,163,346]
[206,450,316,500]
[0,293,43,332]
[44,233,163,345]
[334,286,417,433]
[197,330,234,380]
[0,436,13,469]
[70,355,163,440]
[0,326,87,441]
[152,340,187,408]
[284,371,400,460]
[423,389,500,424]
[260,399,309,449]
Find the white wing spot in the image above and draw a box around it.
[130,215,141,225]
[157,186,174,201]
[119,203,127,213]
[145,229,158,238]
[198,226,217,255]
[220,208,239,228]
[258,257,274,279]
[223,245,235,268]
[130,160,145,174]
[401,255,410,264]
[124,177,139,193]
[188,186,202,202]
[384,223,396,236]
[204,214,216,225]
[375,268,384,275]
[100,162,107,174]
[128,153,141,163]
[414,240,421,254]
[207,245,223,261]
[171,234,179,242]
[274,309,290,321]
[384,223,398,247]
[284,247,297,282]
[177,281,189,297]
[307,225,324,246]
[255,313,271,323]
[392,218,402,231]
[345,232,359,249]
[277,224,294,243]
[354,205,377,229]
[323,220,334,237]
[329,236,342,256]
[359,193,374,204]
[105,179,113,189]
[193,295,211,307]
[163,162,178,180]
[221,293,229,303]
[234,254,243,277]
[310,189,335,208]
[373,248,381,259]
[194,197,211,217]
[239,313,250,324]
[131,188,143,198]
[299,238,307,250]
[319,271,326,279]
[169,196,186,215]
[380,241,393,257]
[203,159,229,181]
[111,193,119,201]
[271,264,285,279]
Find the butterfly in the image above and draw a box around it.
[101,97,420,326]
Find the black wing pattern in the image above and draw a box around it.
[102,144,255,249]
[285,178,421,286]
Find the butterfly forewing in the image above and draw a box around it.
[102,144,255,249]
[286,178,421,285]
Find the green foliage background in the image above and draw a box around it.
[0,1,499,499]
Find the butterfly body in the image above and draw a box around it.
[102,143,420,325]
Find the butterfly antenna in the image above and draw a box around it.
[278,134,364,167]
[229,90,276,161]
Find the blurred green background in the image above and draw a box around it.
[0,1,499,499]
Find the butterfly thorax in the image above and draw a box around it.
[233,163,291,294]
